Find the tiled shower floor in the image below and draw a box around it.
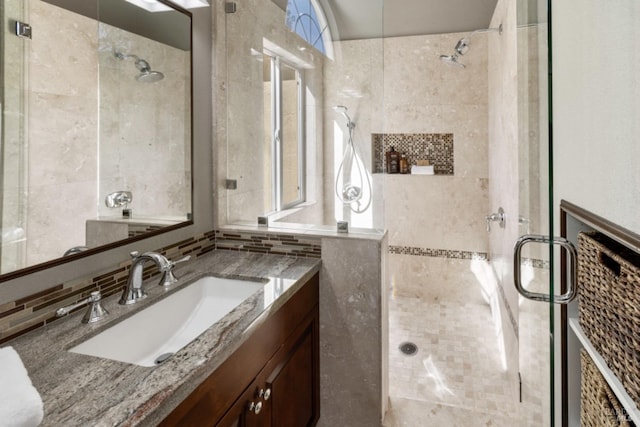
[383,295,521,426]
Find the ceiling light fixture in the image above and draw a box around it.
[124,0,209,12]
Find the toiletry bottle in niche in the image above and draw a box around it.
[399,154,410,174]
[386,146,400,174]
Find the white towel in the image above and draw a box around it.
[411,165,435,175]
[0,346,44,427]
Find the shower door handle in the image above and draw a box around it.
[513,234,577,304]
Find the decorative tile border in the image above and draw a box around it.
[389,245,488,260]
[372,133,454,174]
[215,230,321,259]
[390,245,550,269]
[522,257,550,270]
[0,230,216,344]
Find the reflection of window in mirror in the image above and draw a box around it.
[263,50,305,213]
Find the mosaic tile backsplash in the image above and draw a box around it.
[0,229,322,344]
[372,133,454,174]
[215,230,322,259]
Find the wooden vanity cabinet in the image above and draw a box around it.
[160,273,319,427]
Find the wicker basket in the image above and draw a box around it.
[581,349,635,426]
[578,231,640,409]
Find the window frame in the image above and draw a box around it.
[265,49,306,212]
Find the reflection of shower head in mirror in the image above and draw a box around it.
[439,54,466,68]
[114,51,164,82]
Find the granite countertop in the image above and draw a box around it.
[8,250,321,427]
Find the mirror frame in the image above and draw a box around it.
[0,0,208,288]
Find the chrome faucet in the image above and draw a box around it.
[56,291,109,324]
[119,251,190,305]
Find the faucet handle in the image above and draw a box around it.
[160,255,191,287]
[82,291,110,324]
[171,255,191,266]
[56,291,109,324]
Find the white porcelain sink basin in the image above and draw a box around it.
[70,276,265,367]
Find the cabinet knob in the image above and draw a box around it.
[259,388,272,401]
[248,401,263,415]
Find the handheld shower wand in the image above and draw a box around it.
[333,105,355,129]
[333,106,372,214]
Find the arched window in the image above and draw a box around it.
[285,0,334,59]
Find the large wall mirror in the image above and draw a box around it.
[0,0,192,278]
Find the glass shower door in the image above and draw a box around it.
[0,0,29,273]
[514,0,555,419]
[515,0,577,425]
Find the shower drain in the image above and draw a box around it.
[399,342,418,356]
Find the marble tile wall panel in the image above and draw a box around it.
[372,133,454,174]
[0,231,216,344]
[318,236,387,426]
[388,255,489,303]
[383,175,489,253]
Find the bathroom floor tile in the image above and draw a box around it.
[382,397,519,427]
[387,282,548,425]
[388,295,518,419]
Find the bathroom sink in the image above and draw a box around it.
[70,276,266,367]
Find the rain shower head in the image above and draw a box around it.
[134,58,164,82]
[115,51,164,83]
[439,54,466,68]
[439,23,502,69]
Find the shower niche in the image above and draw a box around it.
[372,133,454,175]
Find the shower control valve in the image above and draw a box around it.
[485,207,506,232]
